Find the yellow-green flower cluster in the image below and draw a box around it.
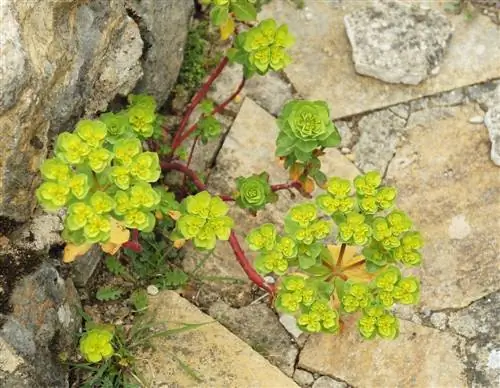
[341,282,372,313]
[337,212,372,246]
[316,177,355,215]
[36,94,164,248]
[358,305,399,340]
[285,203,332,245]
[297,299,340,334]
[173,191,234,250]
[79,328,114,363]
[354,171,397,214]
[276,276,318,313]
[229,19,294,77]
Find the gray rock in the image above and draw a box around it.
[353,109,406,172]
[334,120,354,149]
[448,292,500,387]
[10,212,63,253]
[466,81,500,111]
[0,263,81,387]
[279,314,303,340]
[71,245,103,288]
[430,312,448,330]
[208,301,298,377]
[312,376,348,388]
[484,104,500,166]
[127,0,194,106]
[429,89,465,107]
[389,103,410,120]
[344,1,453,85]
[293,369,315,387]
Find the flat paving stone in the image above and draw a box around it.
[386,104,500,310]
[260,0,500,119]
[299,320,467,388]
[136,291,298,387]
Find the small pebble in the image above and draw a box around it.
[341,147,351,154]
[468,115,484,124]
[279,314,303,339]
[147,285,159,296]
[345,153,355,162]
[264,275,275,284]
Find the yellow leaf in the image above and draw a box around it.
[326,244,378,283]
[155,210,164,220]
[63,243,92,263]
[173,239,186,249]
[168,210,182,221]
[220,16,235,41]
[100,218,130,255]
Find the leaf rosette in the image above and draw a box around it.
[235,172,277,212]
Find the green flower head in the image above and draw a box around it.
[128,94,157,111]
[88,148,113,173]
[90,191,115,215]
[83,214,111,243]
[358,305,399,340]
[375,266,401,293]
[130,152,161,183]
[40,158,71,182]
[128,105,155,138]
[99,112,130,143]
[177,214,206,239]
[129,182,161,210]
[354,171,381,197]
[66,202,93,231]
[393,276,420,305]
[255,250,288,275]
[79,328,114,363]
[193,225,217,250]
[316,194,354,215]
[387,210,412,236]
[276,236,298,259]
[376,186,397,210]
[235,172,277,212]
[113,190,130,216]
[229,18,293,77]
[124,208,155,231]
[338,212,372,246]
[109,166,130,190]
[246,223,277,251]
[326,177,351,198]
[288,203,317,228]
[341,282,371,313]
[55,132,90,165]
[298,300,340,333]
[36,182,70,211]
[75,119,107,148]
[113,138,142,166]
[68,173,90,199]
[276,100,340,162]
[197,116,221,144]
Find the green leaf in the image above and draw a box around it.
[231,1,257,21]
[211,5,229,26]
[96,287,123,301]
[105,256,126,276]
[130,289,148,312]
[155,269,189,289]
[299,254,317,269]
[311,170,327,187]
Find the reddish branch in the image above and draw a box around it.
[229,231,275,294]
[171,56,230,150]
[123,229,142,252]
[173,78,246,149]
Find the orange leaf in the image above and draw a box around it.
[63,243,92,263]
[303,177,315,194]
[326,244,378,283]
[100,218,130,255]
[168,210,182,221]
[173,239,186,249]
[289,163,304,181]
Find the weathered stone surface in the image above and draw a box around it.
[210,64,294,115]
[312,376,348,388]
[136,291,298,387]
[293,368,315,387]
[208,301,298,376]
[0,263,81,387]
[484,104,500,165]
[260,0,500,119]
[386,104,500,310]
[10,212,63,253]
[353,109,407,172]
[466,80,500,111]
[344,1,453,85]
[448,292,500,387]
[126,0,194,106]
[299,320,467,388]
[71,245,103,288]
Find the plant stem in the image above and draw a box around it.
[171,56,230,150]
[271,181,302,192]
[173,77,246,149]
[123,229,142,252]
[160,161,275,295]
[183,136,199,186]
[229,231,275,294]
[336,243,347,268]
[341,259,366,271]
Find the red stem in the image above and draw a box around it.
[160,161,275,294]
[271,181,302,192]
[123,229,142,252]
[229,231,275,294]
[171,56,230,150]
[173,77,246,149]
[183,136,199,186]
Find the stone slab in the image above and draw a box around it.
[136,291,298,387]
[299,320,467,388]
[260,0,500,119]
[386,104,500,310]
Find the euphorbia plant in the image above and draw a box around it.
[36,0,422,340]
